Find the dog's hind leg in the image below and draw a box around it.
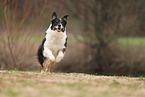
[38,43,46,73]
[41,63,45,73]
[41,61,46,73]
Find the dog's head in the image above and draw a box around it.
[50,12,69,32]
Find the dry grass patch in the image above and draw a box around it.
[0,70,145,97]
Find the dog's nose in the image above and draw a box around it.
[58,25,61,27]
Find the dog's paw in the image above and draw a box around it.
[49,55,55,62]
[55,52,64,63]
[41,71,44,73]
[55,57,61,63]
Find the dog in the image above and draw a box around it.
[37,12,68,73]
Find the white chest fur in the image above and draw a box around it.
[44,28,67,57]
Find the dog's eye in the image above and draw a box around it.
[61,21,66,26]
[61,22,63,25]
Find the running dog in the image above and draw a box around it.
[37,12,68,73]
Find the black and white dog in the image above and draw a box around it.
[37,12,68,73]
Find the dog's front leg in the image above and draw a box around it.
[55,51,64,63]
[46,62,55,73]
[43,48,55,62]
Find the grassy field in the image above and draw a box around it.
[117,37,145,46]
[0,70,145,97]
[29,35,145,46]
[1,33,145,46]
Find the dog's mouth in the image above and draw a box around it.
[54,28,64,32]
[57,28,61,32]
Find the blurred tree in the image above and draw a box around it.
[63,0,145,73]
[0,0,145,74]
[0,0,51,69]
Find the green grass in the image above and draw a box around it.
[29,35,145,47]
[117,37,145,46]
[0,70,145,97]
[4,86,20,97]
[1,33,145,46]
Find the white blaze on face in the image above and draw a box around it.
[55,18,63,29]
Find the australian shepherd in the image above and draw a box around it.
[37,12,68,73]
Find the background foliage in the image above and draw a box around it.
[0,0,145,76]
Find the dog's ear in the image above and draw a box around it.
[63,15,69,21]
[52,12,57,20]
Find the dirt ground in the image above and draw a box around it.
[0,70,145,97]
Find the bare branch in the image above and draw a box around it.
[17,0,32,33]
[32,0,49,30]
[3,0,9,33]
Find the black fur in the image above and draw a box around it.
[50,13,69,32]
[52,12,57,19]
[51,18,60,30]
[62,15,69,20]
[63,37,68,53]
[37,38,46,67]
[61,18,67,29]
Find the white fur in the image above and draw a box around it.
[55,51,64,63]
[43,25,67,63]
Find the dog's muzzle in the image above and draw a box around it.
[54,25,64,32]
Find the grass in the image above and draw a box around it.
[1,32,145,46]
[117,37,145,46]
[0,70,145,97]
[29,34,145,47]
